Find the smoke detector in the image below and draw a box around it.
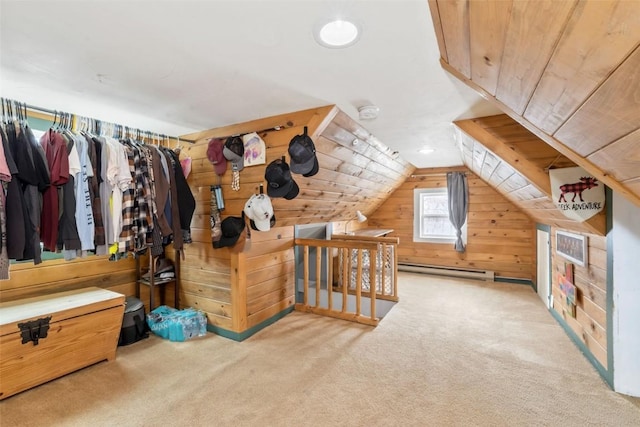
[358,105,379,120]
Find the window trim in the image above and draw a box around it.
[413,187,467,244]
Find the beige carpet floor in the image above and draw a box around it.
[2,272,639,426]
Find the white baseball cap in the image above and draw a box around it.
[243,194,276,231]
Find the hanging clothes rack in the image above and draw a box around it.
[0,98,195,143]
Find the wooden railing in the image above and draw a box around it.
[294,235,399,326]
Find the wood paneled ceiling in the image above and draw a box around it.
[455,114,606,236]
[428,0,640,208]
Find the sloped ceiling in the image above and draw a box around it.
[428,0,640,208]
[455,114,606,236]
[180,105,415,228]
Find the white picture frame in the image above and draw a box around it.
[556,230,588,267]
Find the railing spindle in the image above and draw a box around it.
[393,243,398,299]
[370,248,378,322]
[315,245,322,308]
[381,243,387,297]
[327,247,333,311]
[342,247,349,313]
[355,249,363,316]
[303,245,309,307]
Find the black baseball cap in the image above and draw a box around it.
[264,158,299,200]
[288,126,319,177]
[213,216,245,248]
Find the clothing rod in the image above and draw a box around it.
[23,103,57,116]
[1,98,195,143]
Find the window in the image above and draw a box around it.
[413,188,466,244]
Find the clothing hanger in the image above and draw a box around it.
[7,100,13,122]
[19,102,27,128]
[3,99,9,125]
[15,101,22,125]
[4,98,9,124]
[61,113,75,138]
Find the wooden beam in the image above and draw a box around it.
[179,105,336,142]
[437,0,471,78]
[454,118,552,195]
[454,116,606,236]
[427,0,448,62]
[230,252,247,333]
[294,304,379,327]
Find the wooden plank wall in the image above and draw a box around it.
[2,257,137,303]
[180,106,413,227]
[429,0,640,208]
[550,228,607,368]
[178,105,413,335]
[177,107,329,332]
[367,167,535,280]
[179,235,233,330]
[244,227,295,331]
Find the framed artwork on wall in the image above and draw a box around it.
[556,230,588,267]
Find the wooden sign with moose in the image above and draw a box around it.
[549,167,605,222]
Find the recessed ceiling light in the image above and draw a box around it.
[314,18,361,48]
[419,147,435,154]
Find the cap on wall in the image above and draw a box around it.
[223,136,244,171]
[264,158,299,200]
[207,138,227,176]
[244,193,276,231]
[288,126,319,177]
[213,216,245,249]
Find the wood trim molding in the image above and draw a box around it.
[455,118,552,194]
[230,252,247,333]
[179,105,336,143]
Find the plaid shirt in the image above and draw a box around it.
[139,144,156,246]
[118,139,164,254]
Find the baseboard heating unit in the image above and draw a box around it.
[398,263,495,281]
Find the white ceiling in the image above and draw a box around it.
[0,0,501,168]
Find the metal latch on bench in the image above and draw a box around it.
[18,316,51,346]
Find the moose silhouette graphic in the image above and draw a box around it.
[558,176,599,203]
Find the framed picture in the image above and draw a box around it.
[556,230,588,267]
